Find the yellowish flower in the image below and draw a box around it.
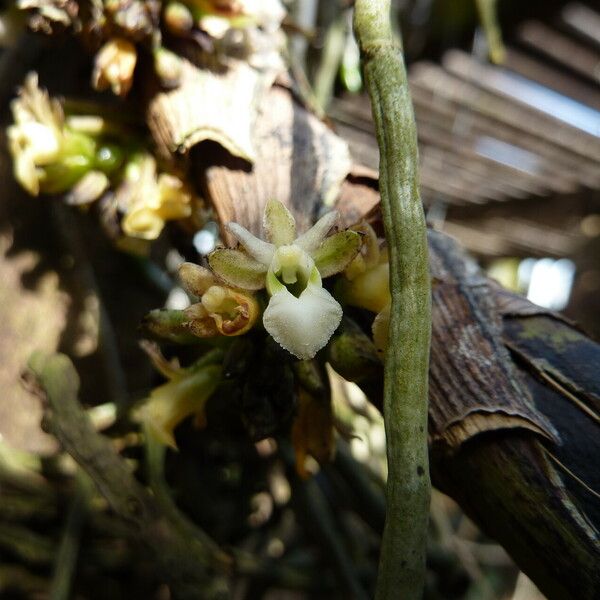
[337,222,390,313]
[337,223,391,356]
[119,154,192,240]
[7,73,99,196]
[134,359,222,448]
[8,72,62,195]
[92,38,137,97]
[179,262,259,337]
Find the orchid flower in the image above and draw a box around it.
[208,200,361,360]
[119,153,193,240]
[8,73,124,200]
[134,352,222,448]
[178,262,259,337]
[8,73,99,196]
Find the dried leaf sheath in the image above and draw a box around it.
[147,59,271,162]
[427,231,558,449]
[195,85,351,242]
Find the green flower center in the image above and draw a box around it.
[271,245,314,298]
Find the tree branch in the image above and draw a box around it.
[26,351,230,600]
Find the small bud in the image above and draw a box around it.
[154,47,183,88]
[372,303,390,356]
[92,38,137,97]
[121,205,165,240]
[178,263,215,297]
[337,260,389,314]
[336,224,390,314]
[64,170,109,206]
[327,319,382,380]
[140,308,203,344]
[344,222,381,280]
[163,1,193,35]
[154,174,192,220]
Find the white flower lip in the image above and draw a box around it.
[264,278,343,361]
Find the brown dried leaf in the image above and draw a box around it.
[427,230,559,450]
[147,58,274,162]
[197,85,351,241]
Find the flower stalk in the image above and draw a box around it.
[353,2,432,599]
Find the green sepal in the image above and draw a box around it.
[312,230,361,278]
[263,199,296,246]
[208,248,267,291]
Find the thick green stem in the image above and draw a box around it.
[353,2,432,599]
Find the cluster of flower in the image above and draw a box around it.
[5,0,391,470]
[6,0,287,239]
[12,0,286,94]
[136,200,392,456]
[8,74,196,240]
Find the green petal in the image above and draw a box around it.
[263,199,296,246]
[312,230,361,278]
[208,248,267,290]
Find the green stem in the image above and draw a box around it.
[50,474,92,600]
[353,2,432,599]
[143,424,227,564]
[475,0,506,64]
[313,13,347,112]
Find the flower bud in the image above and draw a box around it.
[92,38,137,97]
[154,47,183,88]
[134,362,222,448]
[163,1,194,34]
